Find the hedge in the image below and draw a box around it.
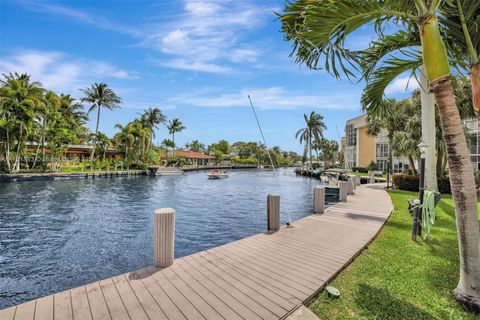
[392,174,451,194]
[352,167,368,173]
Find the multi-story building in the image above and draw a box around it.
[342,115,480,173]
[341,114,411,173]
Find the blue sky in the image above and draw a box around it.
[0,0,415,153]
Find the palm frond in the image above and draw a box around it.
[362,56,422,116]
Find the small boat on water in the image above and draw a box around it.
[207,170,229,179]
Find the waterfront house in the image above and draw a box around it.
[161,150,215,166]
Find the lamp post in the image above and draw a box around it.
[413,142,428,240]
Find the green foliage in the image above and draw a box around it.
[310,190,479,320]
[352,166,368,173]
[393,174,452,194]
[367,161,377,171]
[392,174,419,191]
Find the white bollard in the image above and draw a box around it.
[339,181,348,202]
[153,208,175,268]
[267,195,280,231]
[348,178,354,194]
[355,174,361,186]
[314,185,325,214]
[369,171,375,184]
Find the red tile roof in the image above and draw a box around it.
[175,150,215,159]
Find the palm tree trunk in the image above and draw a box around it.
[432,77,480,311]
[90,105,100,166]
[172,133,175,158]
[5,122,11,172]
[14,125,23,172]
[309,130,312,170]
[420,14,480,311]
[407,155,417,175]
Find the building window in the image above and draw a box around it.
[376,159,387,172]
[346,124,356,146]
[376,143,389,158]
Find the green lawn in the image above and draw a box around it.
[310,189,479,320]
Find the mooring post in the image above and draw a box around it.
[267,195,280,231]
[314,185,325,214]
[153,208,175,268]
[369,171,375,184]
[347,178,354,194]
[339,181,348,202]
[355,173,361,186]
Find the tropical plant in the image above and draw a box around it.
[185,140,205,152]
[140,107,166,152]
[280,0,480,311]
[0,72,44,172]
[167,118,185,157]
[296,111,326,169]
[80,83,121,164]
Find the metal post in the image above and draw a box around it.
[267,195,280,231]
[314,186,325,214]
[339,181,348,202]
[153,208,175,268]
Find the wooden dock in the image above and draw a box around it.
[0,184,393,320]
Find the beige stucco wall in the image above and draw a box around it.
[358,126,375,167]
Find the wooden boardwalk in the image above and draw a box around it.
[0,184,393,320]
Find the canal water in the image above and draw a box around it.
[0,168,322,308]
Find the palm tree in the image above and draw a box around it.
[160,138,175,157]
[140,107,166,152]
[280,0,480,310]
[185,140,205,152]
[0,73,43,172]
[167,118,185,157]
[295,111,327,169]
[94,132,111,161]
[80,83,121,165]
[114,123,134,160]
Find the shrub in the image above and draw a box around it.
[367,161,377,171]
[438,176,451,194]
[392,174,419,191]
[352,167,368,173]
[392,174,452,194]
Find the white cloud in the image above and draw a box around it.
[0,50,138,93]
[169,87,361,110]
[142,0,271,72]
[231,48,259,63]
[385,76,419,95]
[157,59,232,73]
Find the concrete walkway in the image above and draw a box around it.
[0,184,393,320]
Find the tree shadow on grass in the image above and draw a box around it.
[354,283,434,320]
[436,200,455,219]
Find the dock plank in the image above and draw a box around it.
[2,184,392,320]
[34,296,53,320]
[111,275,149,320]
[98,278,130,320]
[53,291,73,320]
[71,287,92,320]
[0,307,16,320]
[13,300,35,320]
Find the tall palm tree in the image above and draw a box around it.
[0,72,43,172]
[280,0,480,310]
[80,83,121,165]
[167,118,185,157]
[140,107,166,151]
[295,111,327,169]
